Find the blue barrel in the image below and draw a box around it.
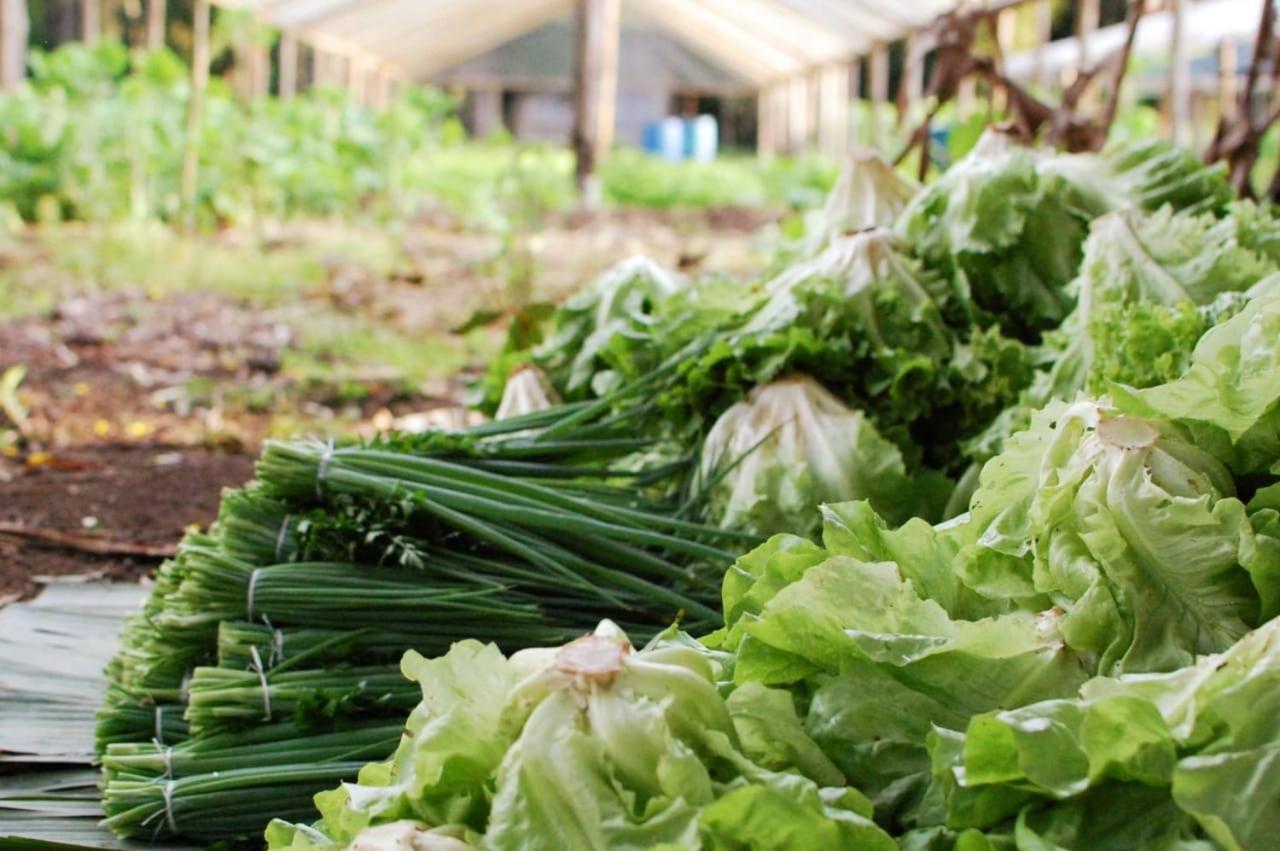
[685,115,718,162]
[641,121,663,155]
[658,117,685,161]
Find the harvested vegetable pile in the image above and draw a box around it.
[94,400,752,842]
[483,134,1242,533]
[268,287,1280,850]
[84,135,1280,849]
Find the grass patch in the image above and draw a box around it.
[0,222,405,320]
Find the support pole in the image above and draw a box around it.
[348,57,365,106]
[787,73,810,154]
[180,0,209,232]
[571,0,620,203]
[0,0,27,92]
[1168,0,1190,146]
[757,87,775,158]
[597,0,620,155]
[768,85,788,155]
[847,58,860,145]
[278,31,297,100]
[1032,0,1052,88]
[901,32,924,121]
[80,0,100,44]
[868,41,889,145]
[1076,0,1100,70]
[817,62,848,157]
[146,0,164,50]
[377,69,394,109]
[1219,38,1238,123]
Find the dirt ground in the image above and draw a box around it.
[0,208,775,597]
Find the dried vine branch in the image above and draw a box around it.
[1205,0,1280,197]
[895,0,1146,167]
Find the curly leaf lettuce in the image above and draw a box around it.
[800,148,919,257]
[1111,281,1280,475]
[537,255,684,399]
[697,375,940,538]
[709,504,1088,828]
[954,401,1268,674]
[930,618,1280,851]
[266,622,895,851]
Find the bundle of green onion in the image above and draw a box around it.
[96,395,751,842]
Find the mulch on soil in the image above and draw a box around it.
[0,445,254,599]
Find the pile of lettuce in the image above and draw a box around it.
[266,286,1280,849]
[265,622,896,851]
[898,134,1232,343]
[963,198,1280,469]
[471,139,1242,540]
[706,288,1280,846]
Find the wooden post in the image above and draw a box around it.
[775,83,790,153]
[846,58,860,144]
[180,0,209,231]
[1219,38,1238,123]
[786,74,802,154]
[80,0,100,44]
[347,57,364,105]
[255,40,270,100]
[759,82,788,157]
[0,0,27,92]
[817,62,848,157]
[757,88,774,157]
[1032,0,1052,88]
[597,0,620,154]
[234,33,268,102]
[377,69,394,109]
[868,41,889,144]
[571,0,620,202]
[1076,0,1100,69]
[146,0,164,50]
[471,84,504,136]
[1168,0,1190,146]
[902,33,927,123]
[278,31,297,99]
[315,50,332,89]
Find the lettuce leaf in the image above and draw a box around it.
[266,623,896,850]
[1111,280,1280,475]
[697,375,939,538]
[930,618,1280,850]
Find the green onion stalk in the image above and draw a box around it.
[102,763,370,842]
[96,386,753,843]
[102,719,402,781]
[183,664,420,734]
[216,622,431,670]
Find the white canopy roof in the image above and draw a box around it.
[1004,0,1267,81]
[215,0,988,85]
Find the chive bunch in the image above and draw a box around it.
[96,393,752,842]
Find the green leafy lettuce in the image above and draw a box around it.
[672,229,1032,473]
[265,622,896,851]
[799,149,919,257]
[696,374,943,538]
[899,135,1235,345]
[706,502,1089,830]
[961,202,1280,470]
[929,617,1280,850]
[1111,281,1280,476]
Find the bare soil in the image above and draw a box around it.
[0,445,255,599]
[0,209,773,598]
